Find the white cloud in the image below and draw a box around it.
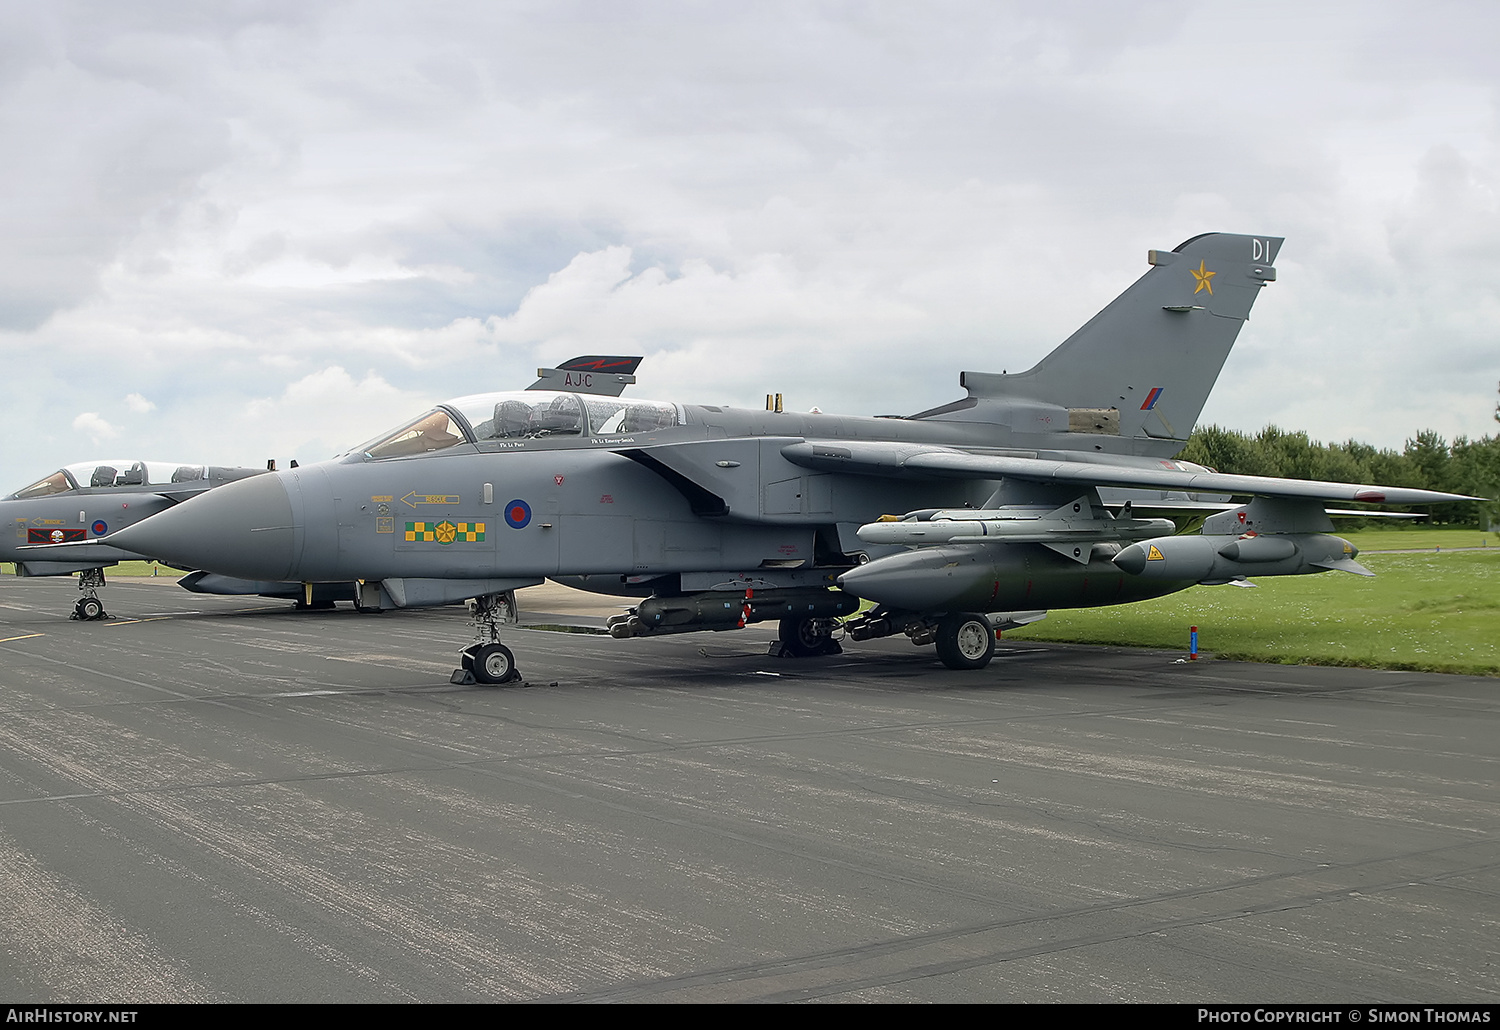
[124,393,157,413]
[241,365,434,462]
[3,0,1500,490]
[72,412,119,443]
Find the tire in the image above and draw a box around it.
[472,643,517,685]
[78,597,104,621]
[935,613,995,670]
[778,616,832,657]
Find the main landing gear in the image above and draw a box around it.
[844,608,999,670]
[769,616,843,658]
[934,613,996,671]
[71,568,110,622]
[451,590,521,686]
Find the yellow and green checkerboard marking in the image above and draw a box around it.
[405,520,486,544]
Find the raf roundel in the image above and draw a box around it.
[91,520,108,535]
[504,499,532,529]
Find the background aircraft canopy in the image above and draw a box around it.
[6,460,208,499]
[352,391,684,460]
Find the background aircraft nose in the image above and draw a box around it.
[110,473,298,581]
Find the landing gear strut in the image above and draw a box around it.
[71,568,109,621]
[451,590,521,685]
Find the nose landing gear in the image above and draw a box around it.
[71,568,110,621]
[451,590,522,685]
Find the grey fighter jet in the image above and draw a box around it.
[7,357,646,620]
[91,233,1477,681]
[1,459,271,618]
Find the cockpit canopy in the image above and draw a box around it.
[5,460,208,500]
[353,391,684,460]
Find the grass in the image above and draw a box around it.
[1005,550,1500,676]
[107,561,187,577]
[1338,526,1500,552]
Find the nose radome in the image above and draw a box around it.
[110,473,297,581]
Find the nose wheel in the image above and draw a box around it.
[74,596,107,621]
[70,568,110,621]
[450,590,522,685]
[460,642,517,684]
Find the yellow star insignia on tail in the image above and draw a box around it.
[1191,260,1215,295]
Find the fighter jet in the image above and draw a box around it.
[5,358,644,620]
[0,459,275,618]
[86,233,1476,681]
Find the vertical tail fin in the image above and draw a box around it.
[943,233,1282,457]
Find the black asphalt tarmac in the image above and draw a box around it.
[0,576,1496,1003]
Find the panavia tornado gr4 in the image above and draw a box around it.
[87,233,1476,682]
[6,360,640,620]
[1,459,274,619]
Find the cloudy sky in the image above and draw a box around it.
[2,0,1497,487]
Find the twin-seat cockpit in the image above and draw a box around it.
[352,390,686,461]
[6,460,209,501]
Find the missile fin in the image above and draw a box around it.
[1042,541,1092,564]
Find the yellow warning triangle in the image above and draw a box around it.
[1147,545,1165,561]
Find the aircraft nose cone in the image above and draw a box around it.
[1113,543,1147,575]
[110,472,298,581]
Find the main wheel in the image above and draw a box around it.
[471,643,518,685]
[935,613,995,670]
[77,597,105,621]
[779,616,833,657]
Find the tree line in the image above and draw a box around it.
[1176,425,1500,527]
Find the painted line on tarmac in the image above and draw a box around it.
[0,633,44,643]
